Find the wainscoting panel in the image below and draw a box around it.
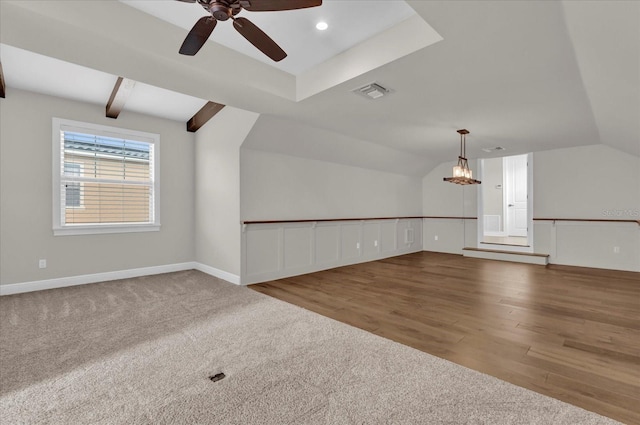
[422,218,477,255]
[315,224,340,265]
[245,228,280,276]
[362,222,380,257]
[398,219,422,252]
[341,224,362,261]
[380,221,397,253]
[242,219,423,285]
[283,226,313,270]
[550,221,639,272]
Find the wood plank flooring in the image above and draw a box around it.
[251,251,640,424]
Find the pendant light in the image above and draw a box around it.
[443,129,481,185]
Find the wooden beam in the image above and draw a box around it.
[0,61,6,98]
[106,77,135,119]
[187,101,225,132]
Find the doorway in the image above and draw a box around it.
[478,153,533,252]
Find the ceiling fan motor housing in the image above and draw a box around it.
[196,0,241,20]
[207,2,233,20]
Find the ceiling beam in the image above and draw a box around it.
[187,101,225,132]
[106,77,136,119]
[0,62,5,98]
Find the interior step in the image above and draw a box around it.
[463,247,549,265]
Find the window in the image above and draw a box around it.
[53,118,160,235]
[64,162,83,208]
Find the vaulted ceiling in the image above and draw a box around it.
[0,0,638,177]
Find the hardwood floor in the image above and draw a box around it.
[251,251,640,424]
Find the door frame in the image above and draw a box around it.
[477,153,534,253]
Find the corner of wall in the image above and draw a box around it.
[194,106,259,278]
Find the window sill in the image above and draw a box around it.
[53,224,161,236]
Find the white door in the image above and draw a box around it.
[505,155,528,237]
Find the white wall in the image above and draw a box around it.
[422,160,479,254]
[532,144,639,271]
[422,145,640,271]
[239,149,424,283]
[195,107,259,281]
[241,149,423,221]
[482,157,504,230]
[533,144,639,219]
[0,89,195,286]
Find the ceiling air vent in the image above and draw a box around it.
[353,83,390,100]
[481,146,506,153]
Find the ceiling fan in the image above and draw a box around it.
[176,0,323,61]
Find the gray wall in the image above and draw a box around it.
[2,90,637,288]
[195,107,259,279]
[0,89,195,285]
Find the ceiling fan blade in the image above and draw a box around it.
[175,0,197,3]
[240,0,321,12]
[233,17,287,62]
[179,17,217,56]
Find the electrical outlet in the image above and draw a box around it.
[38,259,47,269]
[374,240,378,247]
[613,246,620,254]
[356,242,360,250]
[434,235,439,241]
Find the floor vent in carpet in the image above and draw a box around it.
[209,373,226,382]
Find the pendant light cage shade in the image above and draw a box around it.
[443,129,481,185]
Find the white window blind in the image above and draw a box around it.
[64,162,83,208]
[53,119,160,235]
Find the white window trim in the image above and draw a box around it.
[52,118,161,236]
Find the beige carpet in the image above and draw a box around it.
[0,270,620,424]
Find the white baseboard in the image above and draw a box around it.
[0,262,196,296]
[242,247,422,285]
[193,263,241,285]
[0,262,243,296]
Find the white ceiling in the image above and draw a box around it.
[120,0,417,75]
[0,44,208,122]
[0,0,638,176]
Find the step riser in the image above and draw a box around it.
[463,250,548,265]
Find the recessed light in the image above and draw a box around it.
[316,21,328,31]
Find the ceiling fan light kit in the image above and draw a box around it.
[176,0,323,61]
[443,129,482,185]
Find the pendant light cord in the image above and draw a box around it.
[462,133,465,158]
